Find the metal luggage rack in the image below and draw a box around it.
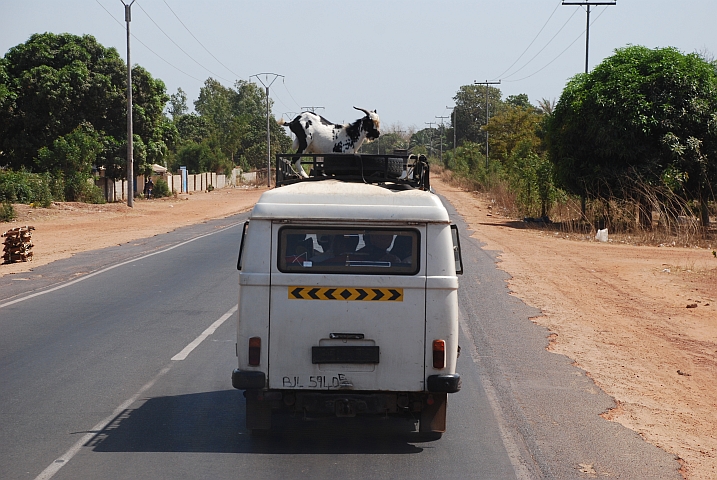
[275,153,430,191]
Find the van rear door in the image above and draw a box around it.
[268,225,426,392]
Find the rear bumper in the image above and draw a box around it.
[232,369,266,390]
[233,370,461,394]
[427,373,461,393]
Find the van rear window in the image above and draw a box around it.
[278,227,420,275]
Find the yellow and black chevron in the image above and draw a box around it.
[288,286,403,302]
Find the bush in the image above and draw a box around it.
[1,201,16,222]
[0,170,53,207]
[153,178,170,198]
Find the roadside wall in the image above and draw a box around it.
[96,172,229,202]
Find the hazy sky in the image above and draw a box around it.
[2,1,715,131]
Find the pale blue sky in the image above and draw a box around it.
[2,1,715,131]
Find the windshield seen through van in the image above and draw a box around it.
[278,227,420,275]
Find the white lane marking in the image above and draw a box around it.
[459,314,533,480]
[34,304,238,479]
[171,304,237,361]
[34,365,173,480]
[0,222,240,310]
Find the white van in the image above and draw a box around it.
[233,154,462,436]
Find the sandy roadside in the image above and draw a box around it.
[1,186,267,278]
[431,175,717,480]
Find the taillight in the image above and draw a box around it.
[248,337,261,366]
[432,339,446,369]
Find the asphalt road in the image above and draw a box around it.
[0,201,680,479]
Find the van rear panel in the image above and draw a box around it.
[268,224,427,392]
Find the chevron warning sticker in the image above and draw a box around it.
[288,286,403,301]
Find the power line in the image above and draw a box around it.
[492,0,563,80]
[161,0,243,80]
[563,1,617,73]
[504,5,610,83]
[94,0,203,83]
[135,1,233,83]
[281,79,303,110]
[251,73,284,188]
[502,7,580,80]
[473,80,501,165]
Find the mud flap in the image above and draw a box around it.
[245,390,272,431]
[419,393,447,433]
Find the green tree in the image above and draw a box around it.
[483,105,543,163]
[36,123,105,202]
[0,33,126,170]
[546,45,717,226]
[452,84,503,147]
[0,33,171,181]
[168,87,188,121]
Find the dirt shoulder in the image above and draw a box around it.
[2,179,716,478]
[0,186,267,278]
[432,176,717,480]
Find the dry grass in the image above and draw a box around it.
[440,169,717,249]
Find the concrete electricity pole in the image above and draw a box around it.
[424,122,435,157]
[122,0,136,207]
[251,73,283,187]
[474,80,501,166]
[436,116,449,165]
[562,1,617,73]
[446,106,456,151]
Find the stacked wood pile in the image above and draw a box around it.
[2,226,35,263]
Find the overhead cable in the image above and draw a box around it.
[501,7,580,80]
[161,0,244,81]
[492,0,563,81]
[505,6,609,83]
[94,0,203,83]
[135,1,233,83]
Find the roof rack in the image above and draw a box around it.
[275,153,430,191]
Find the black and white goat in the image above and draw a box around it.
[278,106,380,177]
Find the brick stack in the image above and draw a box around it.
[2,226,35,263]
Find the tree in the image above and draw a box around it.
[483,105,543,164]
[36,122,104,202]
[0,33,126,170]
[0,33,171,181]
[452,84,503,147]
[546,45,717,226]
[168,87,188,121]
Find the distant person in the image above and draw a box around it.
[145,177,154,199]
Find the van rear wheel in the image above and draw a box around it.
[245,390,272,432]
[418,393,447,434]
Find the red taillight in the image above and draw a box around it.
[432,339,446,369]
[248,337,261,366]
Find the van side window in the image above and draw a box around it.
[278,227,420,275]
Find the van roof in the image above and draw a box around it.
[251,180,449,223]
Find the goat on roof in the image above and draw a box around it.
[278,106,380,178]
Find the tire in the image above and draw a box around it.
[418,393,447,434]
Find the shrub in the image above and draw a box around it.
[153,178,170,198]
[1,201,16,222]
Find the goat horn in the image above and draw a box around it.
[353,106,370,116]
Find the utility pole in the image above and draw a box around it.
[122,0,136,207]
[395,129,407,150]
[562,1,617,73]
[436,116,449,165]
[446,106,456,151]
[474,80,501,166]
[251,73,283,187]
[425,122,435,157]
[301,106,324,113]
